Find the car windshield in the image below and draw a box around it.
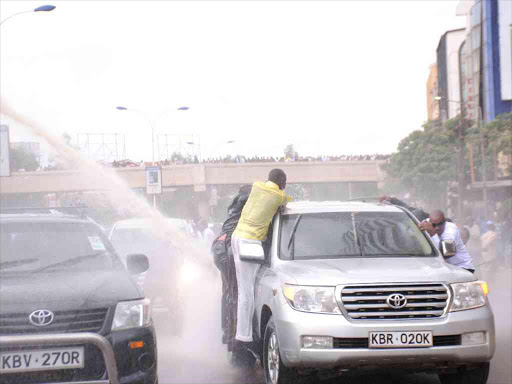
[279,211,435,260]
[0,222,115,273]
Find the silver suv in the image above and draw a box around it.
[244,201,495,384]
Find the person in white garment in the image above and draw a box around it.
[196,219,216,246]
[480,221,497,267]
[419,210,475,273]
[231,169,290,351]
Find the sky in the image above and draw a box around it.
[0,0,466,162]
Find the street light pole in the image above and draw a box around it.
[116,105,189,208]
[0,5,56,26]
[226,140,236,161]
[456,113,466,222]
[478,107,489,219]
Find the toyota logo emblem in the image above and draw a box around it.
[386,293,407,309]
[29,310,54,326]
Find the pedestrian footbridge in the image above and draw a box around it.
[0,161,386,194]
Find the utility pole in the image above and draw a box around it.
[456,117,465,221]
[478,108,489,219]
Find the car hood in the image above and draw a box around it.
[275,256,475,286]
[0,270,142,313]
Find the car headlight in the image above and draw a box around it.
[112,299,151,330]
[180,262,201,284]
[283,284,340,314]
[450,281,488,312]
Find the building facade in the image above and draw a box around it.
[436,28,466,122]
[426,64,440,121]
[456,0,512,123]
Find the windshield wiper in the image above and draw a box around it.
[287,215,302,259]
[351,213,366,257]
[0,258,39,271]
[31,252,108,274]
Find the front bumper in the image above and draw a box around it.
[108,326,157,384]
[274,300,495,369]
[0,326,157,384]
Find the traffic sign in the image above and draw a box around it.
[145,166,162,195]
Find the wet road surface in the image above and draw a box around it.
[155,262,511,384]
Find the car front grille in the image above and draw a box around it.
[0,308,108,335]
[339,284,449,320]
[333,335,461,349]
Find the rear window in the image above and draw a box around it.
[110,228,177,262]
[0,222,115,273]
[279,211,434,260]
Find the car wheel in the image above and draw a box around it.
[263,317,298,384]
[438,363,490,384]
[229,349,257,370]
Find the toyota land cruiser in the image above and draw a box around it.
[243,201,495,384]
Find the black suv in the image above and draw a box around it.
[0,209,157,384]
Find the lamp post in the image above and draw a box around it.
[185,141,200,162]
[226,140,236,161]
[116,105,189,207]
[116,106,189,164]
[0,5,56,26]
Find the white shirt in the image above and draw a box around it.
[430,221,474,269]
[199,227,216,245]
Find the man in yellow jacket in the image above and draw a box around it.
[231,169,290,349]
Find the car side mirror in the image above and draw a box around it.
[238,241,265,264]
[126,254,149,274]
[441,240,456,258]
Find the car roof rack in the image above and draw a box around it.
[346,196,390,204]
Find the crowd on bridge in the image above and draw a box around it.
[108,153,391,168]
[15,153,391,172]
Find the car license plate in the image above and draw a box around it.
[369,331,433,348]
[0,347,84,373]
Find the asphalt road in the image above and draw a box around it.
[154,262,511,384]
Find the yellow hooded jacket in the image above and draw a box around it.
[233,181,290,241]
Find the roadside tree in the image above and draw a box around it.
[382,120,456,210]
[284,144,298,160]
[9,147,39,171]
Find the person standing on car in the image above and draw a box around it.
[231,169,290,350]
[419,210,475,273]
[211,184,252,345]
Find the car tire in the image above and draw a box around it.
[438,363,490,384]
[263,317,298,384]
[229,349,257,370]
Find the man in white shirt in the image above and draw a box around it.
[419,210,475,273]
[196,219,216,246]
